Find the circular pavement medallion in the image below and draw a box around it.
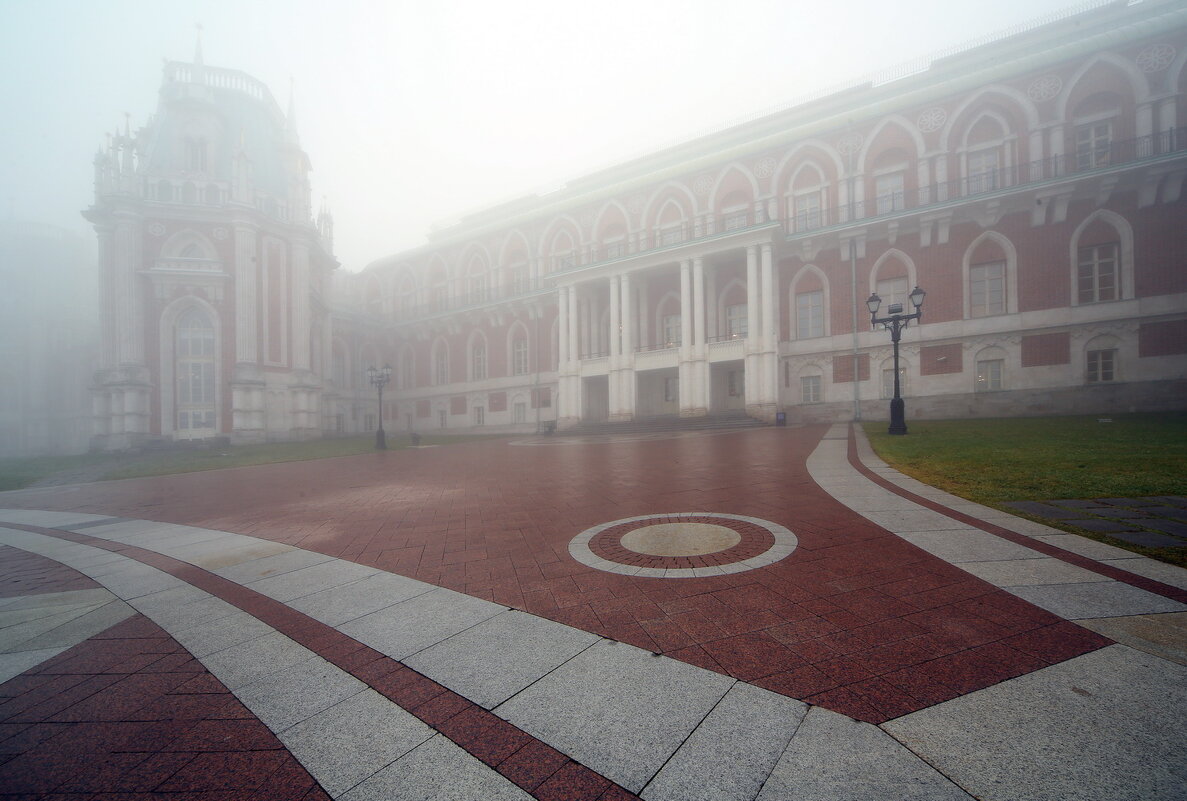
[569,513,796,578]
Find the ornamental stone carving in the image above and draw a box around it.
[836,132,864,157]
[754,157,777,178]
[1136,43,1175,73]
[693,174,715,197]
[917,107,947,133]
[1027,74,1062,102]
[148,221,166,237]
[212,227,229,240]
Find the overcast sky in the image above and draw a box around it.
[1,0,1104,270]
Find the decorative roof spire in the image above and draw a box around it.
[286,75,299,141]
[194,22,204,66]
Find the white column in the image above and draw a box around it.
[234,222,259,365]
[760,243,778,412]
[680,260,692,351]
[620,272,635,420]
[558,286,570,372]
[746,246,759,352]
[568,284,580,364]
[621,273,634,357]
[609,276,621,359]
[692,256,708,415]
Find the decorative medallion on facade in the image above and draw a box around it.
[1027,74,1063,102]
[212,227,229,240]
[916,107,947,133]
[148,221,166,237]
[569,512,797,578]
[836,132,864,157]
[693,174,715,197]
[1136,43,1175,73]
[754,157,777,179]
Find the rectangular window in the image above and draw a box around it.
[513,402,526,424]
[1087,349,1116,383]
[801,375,822,403]
[472,406,485,426]
[662,314,681,347]
[970,261,1006,317]
[796,291,824,339]
[726,304,748,338]
[875,172,905,214]
[966,148,1000,194]
[1078,243,1119,304]
[793,192,822,231]
[472,345,486,380]
[435,351,449,385]
[1075,121,1112,170]
[664,376,679,403]
[975,359,1003,392]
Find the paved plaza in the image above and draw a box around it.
[1,423,1184,799]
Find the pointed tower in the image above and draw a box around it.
[83,51,338,450]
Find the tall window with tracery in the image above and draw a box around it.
[176,308,216,435]
[1078,243,1119,303]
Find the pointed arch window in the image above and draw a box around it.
[471,339,487,380]
[176,308,216,436]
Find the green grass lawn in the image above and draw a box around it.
[0,433,504,491]
[863,412,1187,566]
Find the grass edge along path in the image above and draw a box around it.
[0,433,507,491]
[862,413,1187,568]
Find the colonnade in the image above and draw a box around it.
[556,241,781,427]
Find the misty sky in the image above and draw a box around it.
[1,0,1102,271]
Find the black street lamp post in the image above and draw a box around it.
[367,364,393,450]
[866,286,926,436]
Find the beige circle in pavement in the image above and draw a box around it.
[620,523,742,557]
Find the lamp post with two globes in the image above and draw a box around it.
[866,286,926,435]
[366,364,393,449]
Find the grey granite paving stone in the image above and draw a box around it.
[286,571,435,626]
[0,604,109,652]
[641,682,808,801]
[338,586,504,660]
[338,735,532,801]
[1028,534,1139,561]
[168,608,277,657]
[1007,581,1187,620]
[756,706,971,801]
[1099,557,1187,590]
[129,586,240,631]
[234,656,368,732]
[884,645,1187,801]
[246,558,381,602]
[897,530,1043,563]
[0,647,68,684]
[959,557,1108,587]
[405,609,599,709]
[0,588,114,613]
[9,600,134,651]
[495,639,735,793]
[279,688,436,797]
[213,548,335,584]
[199,630,320,690]
[859,509,976,533]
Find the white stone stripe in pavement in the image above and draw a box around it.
[0,524,530,801]
[808,424,1187,621]
[0,510,974,800]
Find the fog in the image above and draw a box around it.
[0,0,1099,458]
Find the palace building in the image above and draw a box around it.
[87,0,1187,447]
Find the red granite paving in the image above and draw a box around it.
[7,525,644,800]
[0,545,101,598]
[0,614,328,800]
[0,426,1112,723]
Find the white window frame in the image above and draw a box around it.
[795,291,824,339]
[970,261,1006,317]
[1077,243,1119,304]
[801,374,822,404]
[1087,348,1116,383]
[975,359,1004,392]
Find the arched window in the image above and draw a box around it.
[175,308,216,436]
[470,337,487,380]
[511,333,529,376]
[433,341,450,386]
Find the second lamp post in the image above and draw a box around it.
[866,286,926,436]
[367,364,393,450]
